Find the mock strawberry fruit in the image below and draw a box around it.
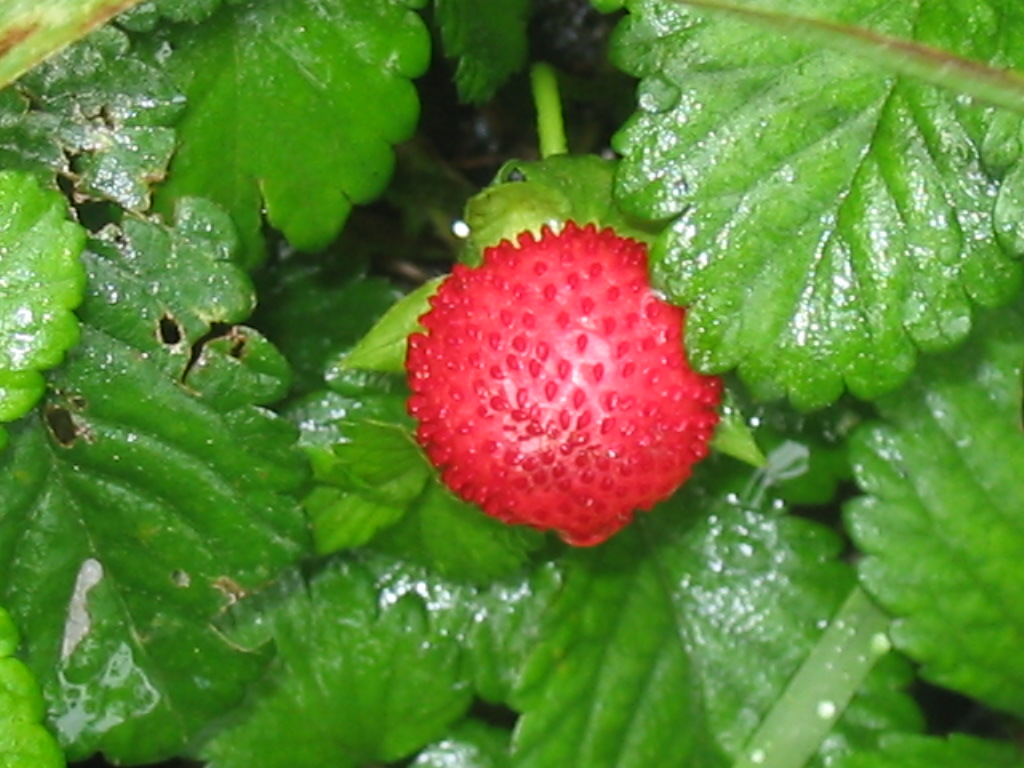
[406,222,722,546]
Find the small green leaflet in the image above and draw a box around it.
[610,0,1024,408]
[0,170,84,450]
[0,606,64,768]
[434,0,531,104]
[154,0,431,265]
[846,297,1024,717]
[0,200,309,764]
[289,363,543,581]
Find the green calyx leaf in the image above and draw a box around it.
[0,606,64,768]
[0,199,310,764]
[462,154,661,264]
[846,297,1024,717]
[710,389,766,467]
[154,0,431,264]
[611,0,1024,409]
[0,170,85,446]
[343,276,445,373]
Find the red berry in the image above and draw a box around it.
[406,222,722,546]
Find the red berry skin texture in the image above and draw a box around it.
[406,222,722,546]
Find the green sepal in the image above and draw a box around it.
[710,389,767,468]
[462,154,661,265]
[343,276,446,373]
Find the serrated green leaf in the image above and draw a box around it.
[0,201,310,763]
[198,556,475,768]
[511,463,921,768]
[0,0,146,89]
[0,606,64,768]
[154,0,430,264]
[0,170,85,446]
[611,0,1024,408]
[845,298,1024,717]
[434,0,531,104]
[8,26,184,210]
[836,733,1024,768]
[657,0,1024,113]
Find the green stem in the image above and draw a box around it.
[731,585,893,768]
[531,63,569,158]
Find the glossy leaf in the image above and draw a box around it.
[611,0,1024,408]
[198,556,475,768]
[651,0,1024,113]
[846,299,1024,717]
[0,606,64,768]
[434,0,531,103]
[0,170,85,446]
[7,26,183,211]
[0,200,310,763]
[510,463,921,768]
[154,0,431,264]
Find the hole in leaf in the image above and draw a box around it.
[69,394,88,411]
[45,405,79,447]
[468,698,518,730]
[171,570,191,588]
[182,321,236,380]
[158,314,183,345]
